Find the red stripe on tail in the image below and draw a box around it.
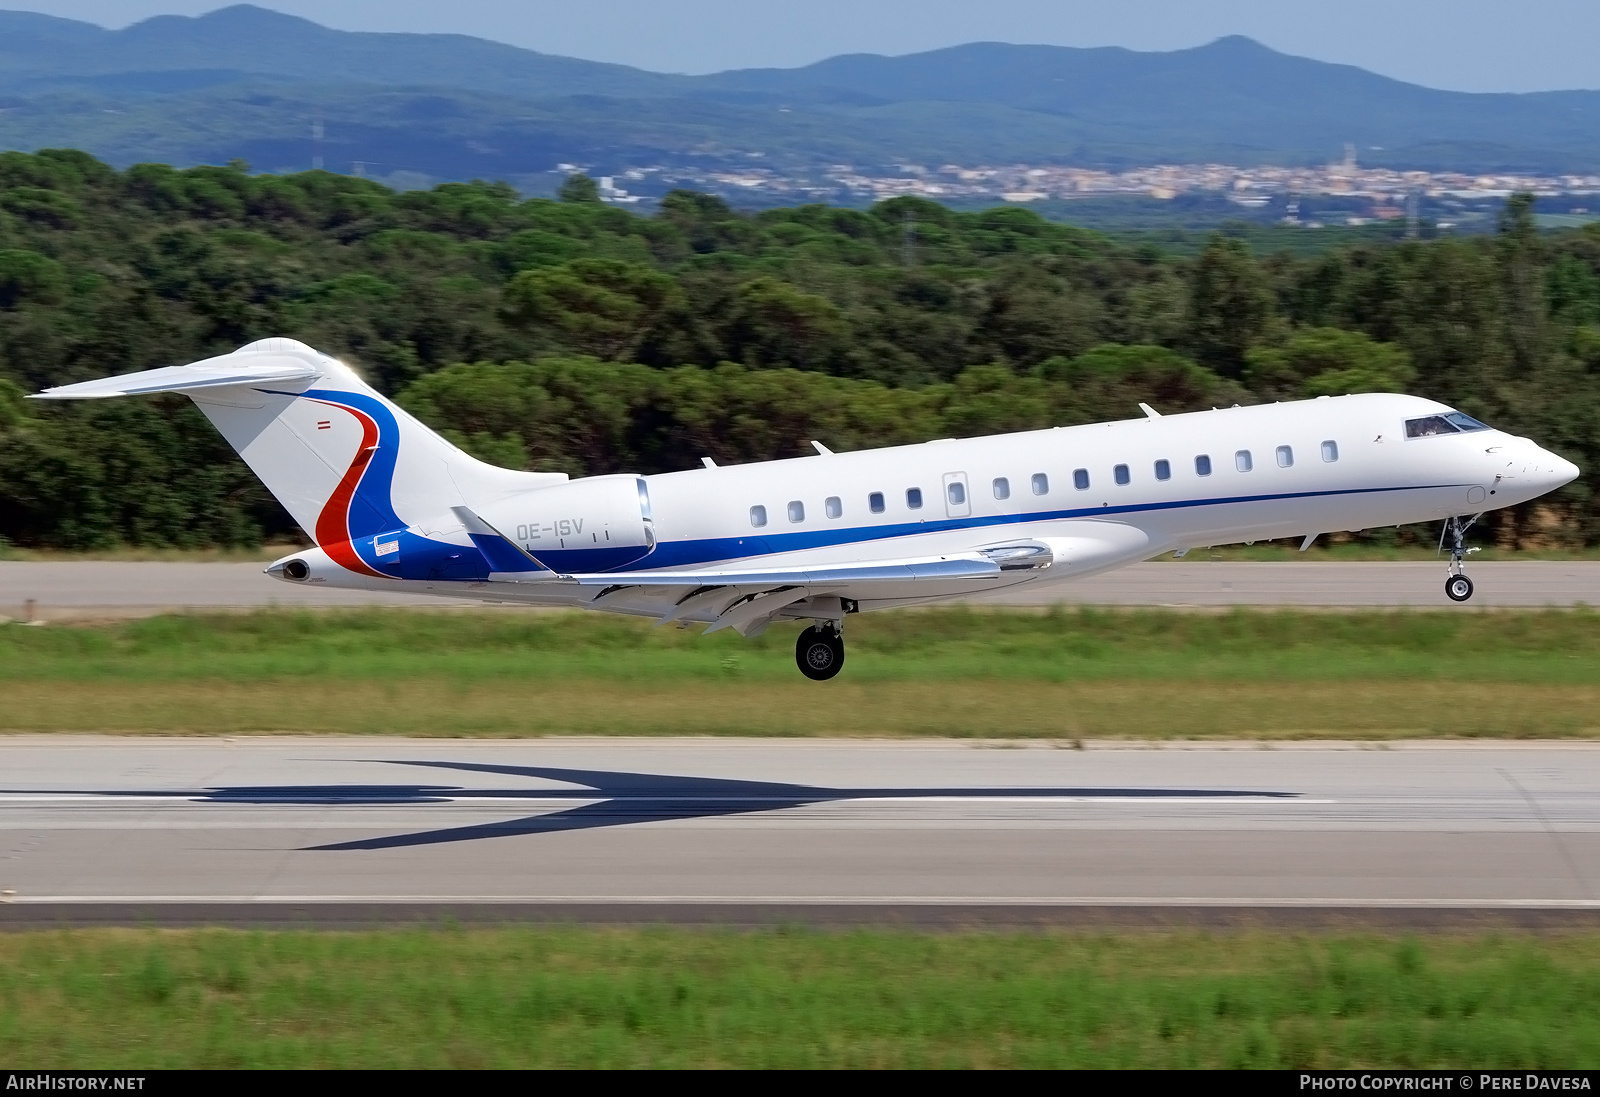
[311,401,386,578]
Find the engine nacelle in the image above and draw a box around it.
[473,475,655,573]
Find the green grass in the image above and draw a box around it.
[8,604,1600,683]
[1,928,1597,1068]
[2,606,1599,737]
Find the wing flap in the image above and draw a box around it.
[704,587,811,635]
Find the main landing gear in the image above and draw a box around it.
[1441,513,1483,602]
[796,622,845,681]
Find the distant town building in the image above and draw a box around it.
[620,153,1600,221]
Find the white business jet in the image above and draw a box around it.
[35,338,1579,679]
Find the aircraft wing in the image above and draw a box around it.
[485,552,1007,635]
[542,555,1002,587]
[455,503,1060,635]
[451,506,1012,589]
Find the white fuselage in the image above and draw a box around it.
[275,392,1578,622]
[41,341,1575,633]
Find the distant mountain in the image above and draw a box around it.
[707,37,1600,155]
[0,5,680,98]
[2,5,1598,188]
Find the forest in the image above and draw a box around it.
[0,149,1595,550]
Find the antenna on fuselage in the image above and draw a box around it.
[1138,402,1161,419]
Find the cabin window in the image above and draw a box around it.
[869,491,885,514]
[1032,473,1050,495]
[1235,450,1253,472]
[749,505,767,528]
[906,487,923,510]
[993,477,1010,500]
[1321,440,1339,463]
[1072,468,1089,490]
[1195,454,1212,476]
[1276,445,1294,468]
[787,500,805,523]
[947,481,966,506]
[1114,464,1131,486]
[825,496,842,519]
[1155,459,1171,481]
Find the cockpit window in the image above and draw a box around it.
[1406,412,1492,438]
[1405,415,1454,438]
[1444,412,1490,433]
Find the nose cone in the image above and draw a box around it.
[1554,454,1580,488]
[1532,449,1580,494]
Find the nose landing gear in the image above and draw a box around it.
[796,622,845,680]
[1440,513,1483,602]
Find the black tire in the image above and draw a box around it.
[796,626,845,681]
[1445,574,1475,602]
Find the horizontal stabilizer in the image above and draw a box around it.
[31,358,321,400]
[450,506,553,575]
[545,555,1001,588]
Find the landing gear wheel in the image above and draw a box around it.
[796,625,845,681]
[1440,514,1483,605]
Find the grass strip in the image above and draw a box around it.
[0,678,1594,737]
[1,928,1598,1068]
[1,607,1597,738]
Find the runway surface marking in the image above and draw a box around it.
[1,738,1596,911]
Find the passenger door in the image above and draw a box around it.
[942,471,971,519]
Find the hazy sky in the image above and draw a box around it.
[9,1,1599,92]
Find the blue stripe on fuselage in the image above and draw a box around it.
[606,481,1464,573]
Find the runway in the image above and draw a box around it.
[1,559,1598,618]
[1,737,1597,926]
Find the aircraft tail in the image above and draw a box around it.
[32,338,566,556]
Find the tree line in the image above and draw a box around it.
[0,152,1595,549]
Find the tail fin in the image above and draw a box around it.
[33,338,566,551]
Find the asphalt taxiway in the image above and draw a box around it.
[1,737,1595,927]
[1,560,1598,618]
